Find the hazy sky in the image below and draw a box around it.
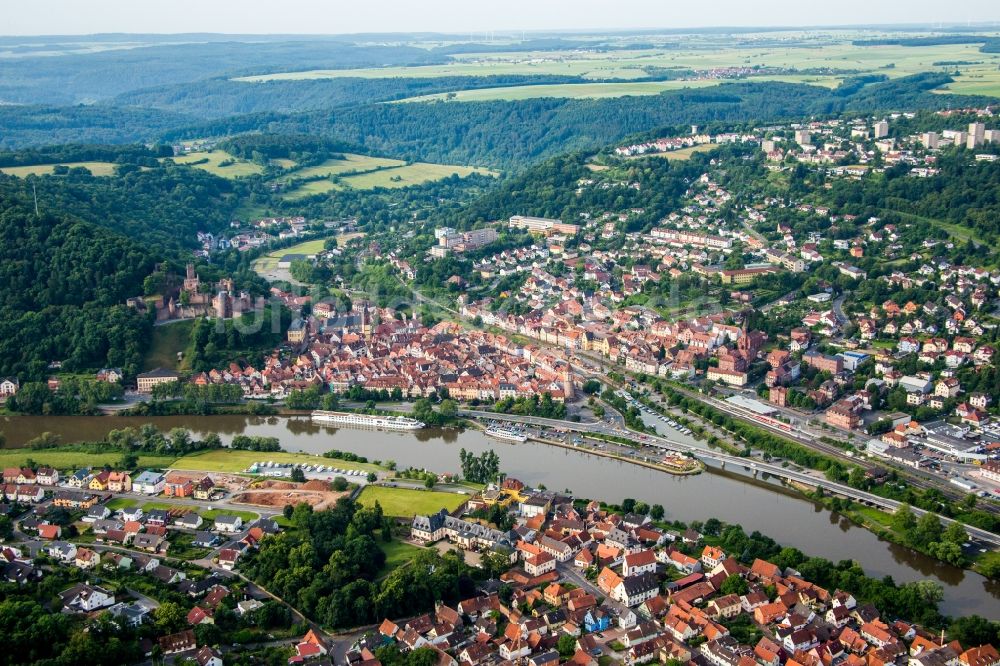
[5,0,1000,36]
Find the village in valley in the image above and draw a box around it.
[4,23,1000,666]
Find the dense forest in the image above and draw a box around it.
[113,74,589,119]
[162,75,992,169]
[0,203,154,378]
[0,39,448,104]
[2,73,991,167]
[4,163,241,251]
[242,498,482,628]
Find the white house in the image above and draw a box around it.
[612,573,660,607]
[46,541,77,563]
[133,471,166,495]
[214,515,243,533]
[59,583,115,612]
[622,550,657,577]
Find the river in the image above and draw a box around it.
[2,414,998,618]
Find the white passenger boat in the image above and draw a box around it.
[310,410,425,430]
[485,425,528,443]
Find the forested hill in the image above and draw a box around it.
[10,165,242,252]
[0,40,448,104]
[438,151,706,230]
[0,188,154,378]
[111,74,589,119]
[1,74,992,168]
[162,74,992,170]
[0,104,192,150]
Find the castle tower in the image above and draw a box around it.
[183,263,200,292]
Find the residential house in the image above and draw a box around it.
[159,630,197,655]
[213,515,243,533]
[133,471,166,495]
[59,583,115,612]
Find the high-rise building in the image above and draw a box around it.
[921,132,939,149]
[874,121,889,138]
[968,122,986,149]
[794,129,811,146]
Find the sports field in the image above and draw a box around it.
[171,448,382,474]
[0,161,119,177]
[357,485,466,517]
[165,150,264,178]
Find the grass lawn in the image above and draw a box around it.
[167,532,213,560]
[357,485,466,518]
[144,319,194,372]
[281,179,341,199]
[288,155,405,179]
[378,539,424,575]
[106,498,138,510]
[171,449,382,474]
[0,449,176,472]
[853,505,895,529]
[339,163,496,190]
[201,508,260,523]
[0,161,119,177]
[138,501,178,512]
[974,550,1000,577]
[252,237,334,271]
[165,150,264,178]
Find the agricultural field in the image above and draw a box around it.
[171,448,383,474]
[281,179,342,199]
[237,40,1000,101]
[357,485,466,517]
[281,160,496,198]
[934,67,1000,98]
[0,161,119,177]
[164,150,264,178]
[338,163,495,189]
[0,449,177,472]
[287,154,405,180]
[399,79,724,102]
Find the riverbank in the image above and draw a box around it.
[0,413,996,616]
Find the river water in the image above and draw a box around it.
[2,414,998,618]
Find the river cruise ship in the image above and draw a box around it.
[311,410,425,430]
